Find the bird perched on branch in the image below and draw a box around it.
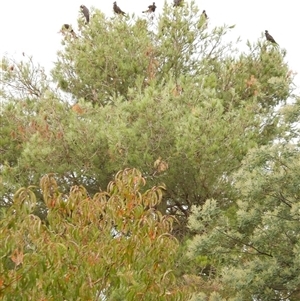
[62,24,71,30]
[201,10,208,20]
[143,2,156,13]
[80,5,89,23]
[60,24,77,38]
[113,2,126,15]
[173,0,183,7]
[265,30,278,45]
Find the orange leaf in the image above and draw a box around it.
[71,103,84,114]
[11,249,24,266]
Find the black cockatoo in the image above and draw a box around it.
[113,2,126,15]
[60,24,77,38]
[80,5,89,23]
[201,10,208,19]
[265,30,278,44]
[143,2,156,13]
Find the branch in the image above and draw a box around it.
[215,228,273,257]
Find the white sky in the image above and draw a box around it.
[1,0,299,91]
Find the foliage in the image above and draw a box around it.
[1,1,300,299]
[187,144,300,300]
[0,55,49,101]
[52,9,152,105]
[0,168,190,300]
[0,1,297,234]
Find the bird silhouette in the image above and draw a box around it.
[265,30,278,45]
[80,5,89,23]
[143,2,156,13]
[63,24,70,30]
[173,0,183,7]
[60,24,77,38]
[201,10,208,19]
[113,2,126,15]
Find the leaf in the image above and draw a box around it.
[11,249,24,266]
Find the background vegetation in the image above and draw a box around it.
[1,1,299,300]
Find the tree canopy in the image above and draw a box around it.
[188,143,300,300]
[1,1,299,300]
[0,169,190,300]
[1,2,295,229]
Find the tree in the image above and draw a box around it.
[0,168,190,300]
[52,9,152,105]
[1,1,297,236]
[0,54,49,101]
[187,143,300,300]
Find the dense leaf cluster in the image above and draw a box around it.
[1,1,299,300]
[0,169,189,300]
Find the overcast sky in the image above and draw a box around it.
[1,0,299,91]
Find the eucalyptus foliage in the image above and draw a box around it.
[0,169,189,300]
[188,144,300,300]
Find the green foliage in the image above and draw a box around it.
[279,95,300,141]
[1,2,300,299]
[187,144,300,300]
[0,55,49,101]
[0,168,190,300]
[52,9,152,105]
[0,1,298,234]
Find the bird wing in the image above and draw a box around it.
[81,6,89,22]
[266,33,277,44]
[115,4,125,14]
